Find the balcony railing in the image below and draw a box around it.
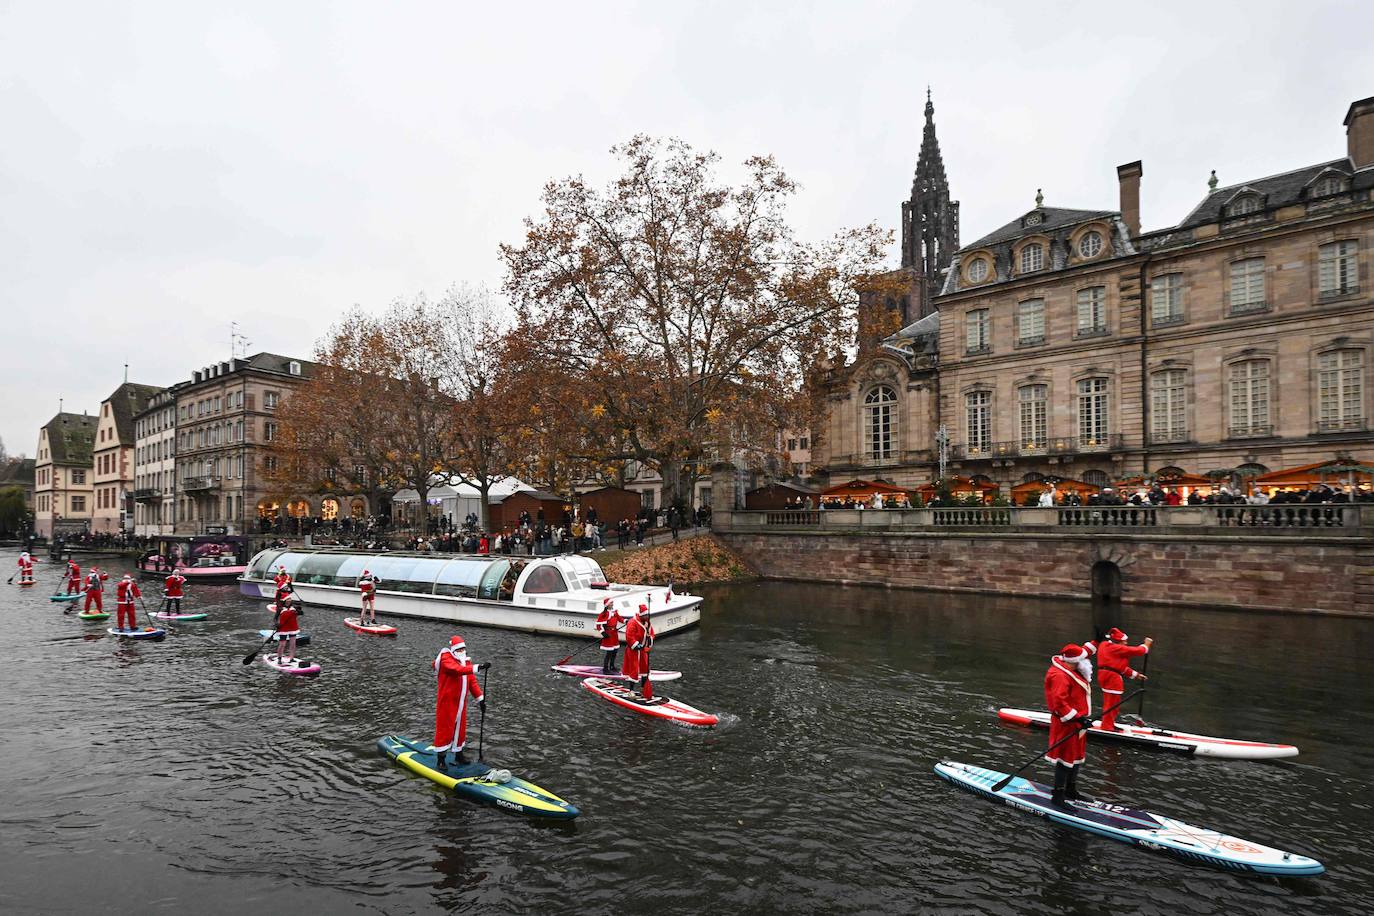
[952,434,1124,460]
[1228,424,1274,439]
[1315,418,1367,434]
[182,476,221,492]
[132,488,161,502]
[1318,284,1359,301]
[1147,429,1191,445]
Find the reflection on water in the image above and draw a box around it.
[0,554,1371,915]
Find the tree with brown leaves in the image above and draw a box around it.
[501,135,895,508]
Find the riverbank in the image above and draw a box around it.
[598,534,755,586]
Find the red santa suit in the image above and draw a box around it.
[115,575,142,630]
[66,560,82,594]
[1086,628,1149,730]
[274,568,291,592]
[594,599,621,673]
[1044,646,1093,767]
[83,569,109,611]
[359,571,378,609]
[273,600,301,636]
[17,552,35,584]
[164,572,187,612]
[622,605,655,699]
[432,637,483,754]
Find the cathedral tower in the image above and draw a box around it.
[900,91,960,308]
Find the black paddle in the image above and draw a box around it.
[477,663,490,762]
[242,630,278,665]
[555,632,606,667]
[991,687,1147,793]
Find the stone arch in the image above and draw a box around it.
[320,497,340,521]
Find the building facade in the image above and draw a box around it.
[91,382,161,534]
[133,385,181,536]
[33,412,96,538]
[174,354,311,536]
[816,95,1374,492]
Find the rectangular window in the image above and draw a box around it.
[264,456,278,473]
[965,309,990,353]
[1228,360,1271,437]
[1018,385,1047,450]
[264,421,278,442]
[786,438,797,451]
[1229,258,1266,314]
[72,470,85,484]
[966,390,991,454]
[1076,378,1110,445]
[1016,299,1045,346]
[1318,240,1359,297]
[1151,273,1184,325]
[799,436,809,450]
[354,464,367,484]
[1076,286,1107,336]
[1150,370,1189,443]
[1318,350,1365,431]
[71,496,86,512]
[264,391,280,410]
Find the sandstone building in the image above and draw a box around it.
[33,412,96,538]
[816,95,1374,492]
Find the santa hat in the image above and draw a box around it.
[637,603,648,615]
[449,635,466,651]
[362,569,370,576]
[1105,627,1128,641]
[1057,643,1088,661]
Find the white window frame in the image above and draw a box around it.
[863,386,898,461]
[1317,349,1365,431]
[965,309,990,353]
[1078,231,1103,258]
[967,257,989,283]
[1020,243,1044,273]
[1151,273,1184,325]
[966,390,991,454]
[1150,369,1189,443]
[1016,299,1046,346]
[1018,385,1047,450]
[1229,258,1266,314]
[1318,240,1359,297]
[1076,378,1110,445]
[1228,360,1271,437]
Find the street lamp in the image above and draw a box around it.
[935,424,949,482]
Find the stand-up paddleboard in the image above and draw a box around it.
[344,617,398,636]
[78,611,110,621]
[934,761,1323,876]
[18,581,35,587]
[107,626,167,641]
[378,735,579,820]
[154,611,208,621]
[552,663,681,682]
[259,629,312,646]
[50,593,81,603]
[996,708,1299,759]
[581,677,718,727]
[262,653,320,676]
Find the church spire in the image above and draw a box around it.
[900,91,960,308]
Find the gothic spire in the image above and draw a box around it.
[913,91,948,195]
[900,91,959,305]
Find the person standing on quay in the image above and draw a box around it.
[115,573,142,632]
[1044,643,1094,807]
[1086,628,1151,730]
[432,636,486,768]
[83,566,109,613]
[594,599,621,674]
[358,568,380,626]
[163,569,187,614]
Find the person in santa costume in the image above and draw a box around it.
[163,570,187,614]
[65,558,82,594]
[594,598,620,674]
[16,551,35,584]
[431,636,487,768]
[1044,643,1095,807]
[358,569,380,626]
[623,603,655,700]
[1085,627,1151,731]
[83,567,109,612]
[272,595,304,662]
[274,565,292,593]
[115,574,142,632]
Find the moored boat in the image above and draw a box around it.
[238,548,701,637]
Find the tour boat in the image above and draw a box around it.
[237,548,702,637]
[137,535,252,582]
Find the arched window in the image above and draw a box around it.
[1020,243,1044,273]
[320,498,339,521]
[1082,469,1110,487]
[1078,230,1104,258]
[1317,349,1366,431]
[1018,384,1048,449]
[863,386,897,461]
[966,390,991,454]
[1235,463,1269,479]
[350,498,367,519]
[1021,471,1045,483]
[1228,360,1271,437]
[1150,369,1189,443]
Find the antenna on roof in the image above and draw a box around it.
[231,322,252,360]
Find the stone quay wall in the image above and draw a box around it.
[711,506,1374,618]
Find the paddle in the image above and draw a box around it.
[555,632,606,667]
[138,594,160,632]
[242,630,278,665]
[477,663,490,762]
[1137,651,1149,720]
[991,687,1147,793]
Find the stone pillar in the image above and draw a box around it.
[710,462,738,529]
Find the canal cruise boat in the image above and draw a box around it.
[137,535,252,582]
[237,547,702,637]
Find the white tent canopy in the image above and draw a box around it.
[392,476,534,523]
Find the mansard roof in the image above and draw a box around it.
[962,207,1118,251]
[1172,157,1362,229]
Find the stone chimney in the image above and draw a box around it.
[1117,160,1143,237]
[1345,96,1374,170]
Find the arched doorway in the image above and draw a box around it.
[257,499,279,520]
[287,498,311,519]
[320,497,340,521]
[350,497,367,519]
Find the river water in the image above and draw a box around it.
[1,551,1371,915]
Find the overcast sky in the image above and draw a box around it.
[3,0,1372,456]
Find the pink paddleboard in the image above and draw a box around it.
[263,653,321,676]
[344,617,398,636]
[552,664,681,682]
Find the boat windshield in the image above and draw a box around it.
[246,550,285,580]
[434,557,493,599]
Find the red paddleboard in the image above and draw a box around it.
[581,677,718,727]
[344,617,398,636]
[552,664,681,682]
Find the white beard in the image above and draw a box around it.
[1076,658,1094,681]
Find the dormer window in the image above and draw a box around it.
[966,257,989,283]
[1312,175,1347,197]
[1020,243,1044,273]
[288,361,302,376]
[1226,195,1261,217]
[1078,230,1104,258]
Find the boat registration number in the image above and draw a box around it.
[558,618,587,630]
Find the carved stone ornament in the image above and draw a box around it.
[865,360,899,384]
